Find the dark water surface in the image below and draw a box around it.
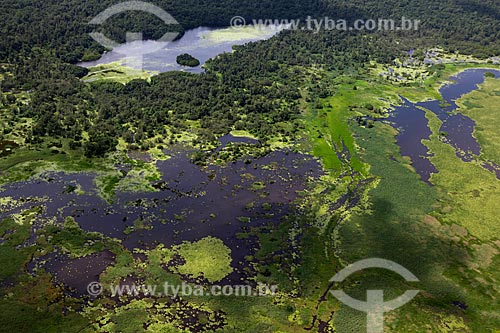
[387,98,437,183]
[1,137,323,290]
[389,68,500,181]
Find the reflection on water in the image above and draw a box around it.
[387,98,437,183]
[1,138,323,286]
[78,26,283,73]
[390,68,500,181]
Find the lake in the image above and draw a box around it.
[388,68,500,182]
[78,25,284,73]
[2,136,324,288]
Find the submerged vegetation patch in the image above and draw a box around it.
[174,237,233,283]
[82,62,157,84]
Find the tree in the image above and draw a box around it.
[176,53,200,67]
[84,134,117,157]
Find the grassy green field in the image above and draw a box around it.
[423,108,500,240]
[82,62,157,84]
[203,25,279,42]
[298,63,500,332]
[455,77,500,164]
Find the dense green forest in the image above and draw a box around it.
[1,0,500,63]
[176,53,200,67]
[2,29,411,157]
[2,0,500,158]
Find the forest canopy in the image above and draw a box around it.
[1,0,500,157]
[176,53,200,67]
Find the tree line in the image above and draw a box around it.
[2,0,500,156]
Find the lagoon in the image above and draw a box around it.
[389,68,500,182]
[78,25,283,73]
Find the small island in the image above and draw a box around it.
[176,53,200,67]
